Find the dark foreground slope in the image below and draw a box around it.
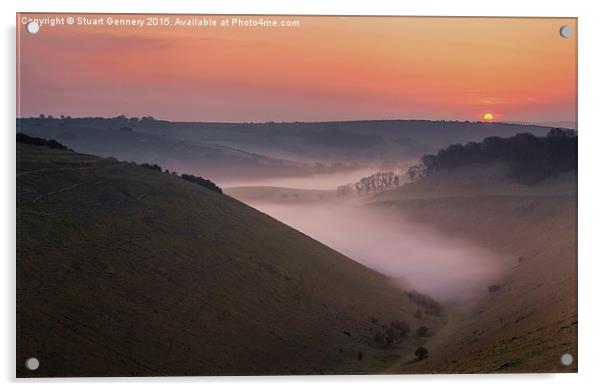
[17,143,430,377]
[372,163,577,373]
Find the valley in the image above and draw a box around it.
[16,122,577,375]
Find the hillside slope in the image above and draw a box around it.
[16,143,431,377]
[15,120,307,183]
[370,163,577,373]
[131,119,554,161]
[16,118,557,182]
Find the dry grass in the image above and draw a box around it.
[372,163,577,373]
[17,144,433,377]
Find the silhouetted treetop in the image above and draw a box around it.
[140,163,163,171]
[17,133,70,151]
[17,133,223,195]
[336,171,403,198]
[181,173,223,194]
[131,165,223,193]
[408,128,577,184]
[415,346,429,360]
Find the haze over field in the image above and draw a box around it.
[18,116,576,309]
[16,117,556,186]
[16,119,578,375]
[240,198,505,303]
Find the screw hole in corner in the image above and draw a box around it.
[26,21,40,34]
[25,357,39,371]
[560,353,573,366]
[559,25,572,38]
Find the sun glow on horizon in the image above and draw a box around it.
[483,113,495,122]
[16,14,576,123]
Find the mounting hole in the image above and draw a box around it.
[25,357,40,371]
[560,353,573,366]
[559,25,572,38]
[26,21,40,34]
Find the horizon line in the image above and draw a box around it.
[16,116,577,128]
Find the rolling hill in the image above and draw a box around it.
[16,142,435,377]
[16,117,561,185]
[128,119,556,161]
[369,162,577,373]
[15,118,309,183]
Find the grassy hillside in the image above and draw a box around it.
[15,118,309,183]
[16,118,558,184]
[16,143,433,377]
[370,163,577,373]
[128,119,555,161]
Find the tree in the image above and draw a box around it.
[548,128,576,138]
[140,163,162,171]
[181,173,223,194]
[415,346,429,360]
[410,130,577,185]
[17,133,69,151]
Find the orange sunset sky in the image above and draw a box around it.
[17,14,577,124]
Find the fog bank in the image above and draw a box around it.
[246,199,505,303]
[220,167,384,191]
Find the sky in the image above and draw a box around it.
[17,14,577,124]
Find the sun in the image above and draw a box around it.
[483,113,494,121]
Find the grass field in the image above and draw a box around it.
[16,143,436,377]
[370,163,577,373]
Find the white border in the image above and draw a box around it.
[3,1,601,390]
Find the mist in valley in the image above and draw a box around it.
[18,115,518,304]
[220,167,388,190]
[235,197,505,304]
